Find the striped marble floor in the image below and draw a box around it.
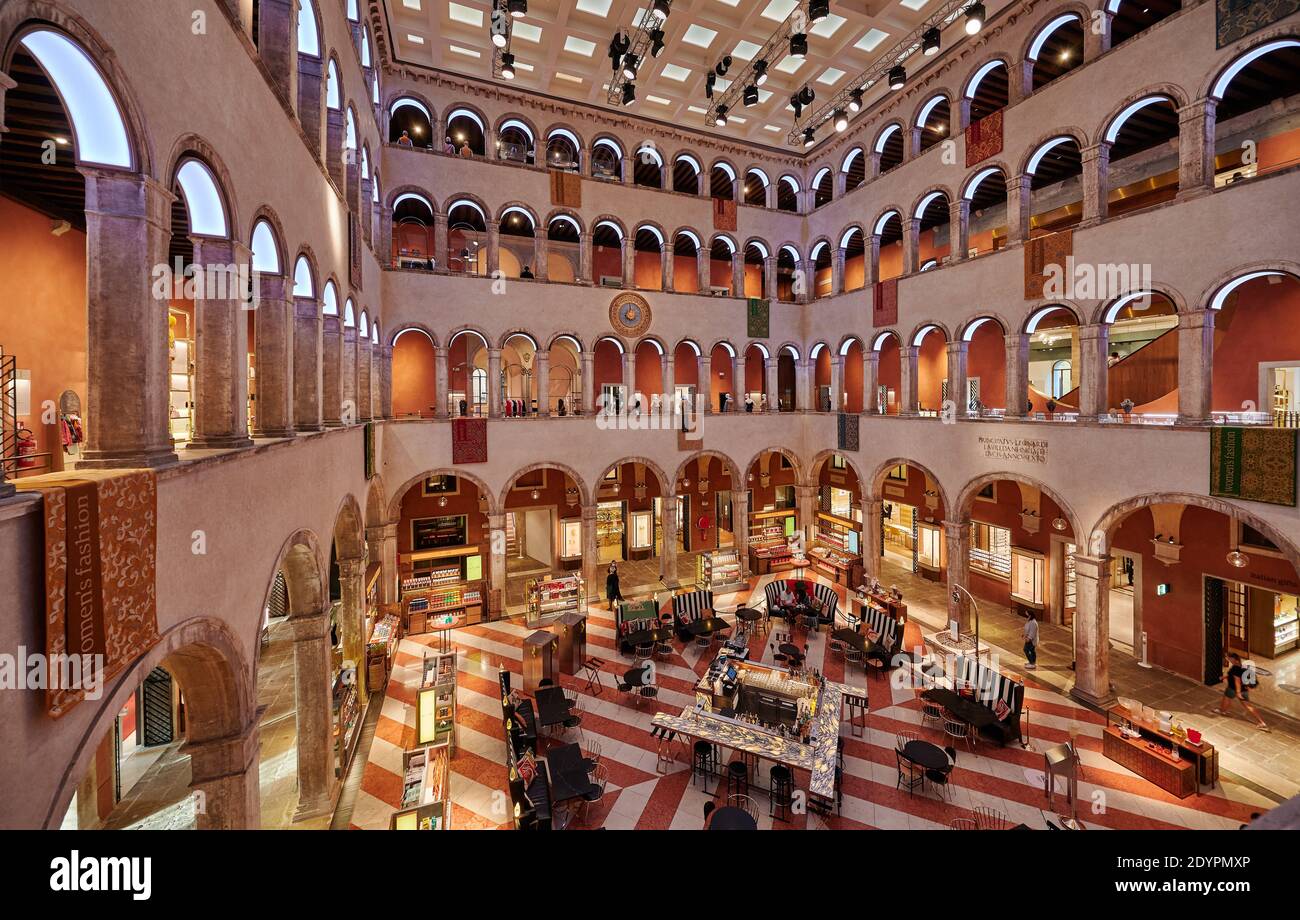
[350,576,1274,831]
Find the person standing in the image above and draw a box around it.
[1216,653,1269,730]
[744,393,754,413]
[605,561,624,611]
[1022,611,1038,670]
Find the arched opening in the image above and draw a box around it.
[875,211,904,282]
[544,128,580,171]
[842,148,867,193]
[1211,272,1300,423]
[710,342,737,413]
[964,167,1009,257]
[1026,306,1081,412]
[1109,0,1181,47]
[745,449,801,569]
[776,345,798,412]
[1211,40,1300,183]
[546,215,581,283]
[1106,96,1181,214]
[841,228,866,292]
[876,123,904,173]
[547,336,582,415]
[391,328,437,417]
[496,118,535,165]
[743,343,770,410]
[811,343,831,409]
[497,207,536,279]
[966,60,1009,122]
[776,175,799,212]
[673,152,701,193]
[501,333,539,416]
[873,332,901,415]
[593,336,626,414]
[915,191,952,266]
[810,453,864,585]
[872,461,947,593]
[591,461,666,591]
[672,231,700,293]
[708,237,735,294]
[1026,135,1084,233]
[913,325,949,415]
[445,200,487,275]
[776,246,799,302]
[391,192,435,269]
[591,138,623,181]
[501,465,585,619]
[633,339,666,407]
[675,454,739,578]
[447,330,489,416]
[841,338,865,413]
[445,108,486,156]
[592,220,624,286]
[812,167,833,208]
[963,317,1008,413]
[633,145,663,188]
[744,167,769,206]
[673,340,702,410]
[809,242,832,299]
[710,162,736,200]
[915,95,951,153]
[1028,13,1085,91]
[743,242,767,297]
[633,226,664,290]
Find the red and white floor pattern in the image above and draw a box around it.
[349,576,1274,830]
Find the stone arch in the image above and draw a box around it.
[389,322,438,348]
[443,190,491,222]
[1018,127,1090,177]
[1020,300,1087,333]
[708,337,739,358]
[963,54,1011,101]
[493,110,539,146]
[871,205,904,236]
[386,183,438,213]
[548,330,585,351]
[496,199,539,229]
[1199,27,1300,102]
[1198,261,1300,312]
[384,87,437,124]
[446,324,493,351]
[836,332,865,355]
[500,461,590,511]
[387,467,498,522]
[544,207,585,235]
[955,471,1084,539]
[165,133,240,240]
[1089,491,1300,563]
[1096,84,1189,145]
[498,327,541,350]
[960,161,1011,201]
[1018,3,1090,67]
[597,455,672,495]
[910,184,955,220]
[806,447,866,491]
[590,212,627,240]
[673,450,741,489]
[249,204,289,276]
[872,120,904,155]
[866,457,951,511]
[908,320,952,346]
[838,223,866,249]
[1092,283,1190,324]
[957,314,1010,340]
[364,474,388,531]
[741,445,804,484]
[292,243,321,299]
[332,492,365,561]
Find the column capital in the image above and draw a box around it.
[1178,308,1215,329]
[945,340,968,357]
[288,611,330,642]
[1070,552,1112,577]
[1179,96,1217,121]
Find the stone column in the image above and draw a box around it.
[829,356,843,413]
[341,322,357,423]
[732,490,751,577]
[763,257,777,300]
[946,341,969,417]
[866,234,881,285]
[485,220,500,277]
[898,345,919,417]
[188,238,254,450]
[1178,98,1216,200]
[622,351,636,408]
[949,198,970,262]
[487,348,502,418]
[1012,60,1033,105]
[75,169,178,469]
[360,177,372,247]
[380,344,393,418]
[1176,309,1215,425]
[292,297,323,431]
[434,346,450,418]
[184,718,261,829]
[1081,143,1111,226]
[696,246,709,293]
[378,205,393,267]
[862,499,883,582]
[379,522,399,603]
[357,335,373,421]
[581,350,595,415]
[297,54,325,159]
[1078,323,1110,420]
[345,149,360,215]
[579,233,593,283]
[663,353,676,406]
[902,217,920,275]
[1007,174,1032,244]
[532,234,546,280]
[863,351,879,414]
[797,260,814,303]
[258,0,298,104]
[1004,333,1030,418]
[661,498,678,583]
[337,557,367,699]
[661,246,673,291]
[325,107,345,188]
[765,358,778,412]
[795,484,816,549]
[252,272,294,438]
[765,182,776,209]
[731,252,745,297]
[831,247,846,295]
[433,213,448,269]
[700,353,713,415]
[1072,553,1116,708]
[945,520,971,631]
[488,512,507,618]
[868,151,882,179]
[321,314,343,426]
[288,610,334,819]
[621,238,635,287]
[793,361,808,411]
[581,504,599,602]
[535,349,550,417]
[621,154,634,185]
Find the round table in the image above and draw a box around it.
[902,739,950,772]
[778,642,805,664]
[735,607,762,623]
[708,806,758,830]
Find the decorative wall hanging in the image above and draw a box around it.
[1217,0,1299,47]
[349,214,363,291]
[873,278,898,327]
[746,298,770,339]
[1023,229,1074,300]
[965,109,1003,168]
[452,417,488,464]
[837,413,860,452]
[1211,427,1297,507]
[609,291,653,338]
[549,169,582,208]
[712,197,737,231]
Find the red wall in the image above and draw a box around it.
[392,331,436,416]
[1211,276,1300,412]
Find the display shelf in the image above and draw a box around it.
[168,312,193,444]
[366,609,401,690]
[415,650,458,750]
[333,668,362,778]
[526,573,583,627]
[390,742,452,830]
[812,512,862,586]
[697,549,744,592]
[1010,547,1047,612]
[404,581,484,634]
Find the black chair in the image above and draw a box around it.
[703,800,716,827]
[726,760,749,799]
[896,749,924,796]
[770,764,793,823]
[692,741,717,790]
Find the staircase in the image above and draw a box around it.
[1057,325,1180,410]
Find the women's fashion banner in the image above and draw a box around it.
[965,109,1003,168]
[1217,0,1299,47]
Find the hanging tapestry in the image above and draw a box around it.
[452,417,488,464]
[1023,229,1073,299]
[713,197,737,231]
[747,298,770,338]
[14,470,160,719]
[550,169,582,208]
[349,214,362,291]
[1217,0,1299,47]
[1210,427,1297,506]
[837,413,860,452]
[965,108,1004,168]
[873,278,898,327]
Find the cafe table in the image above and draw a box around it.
[709,806,758,830]
[545,742,597,803]
[902,739,950,772]
[921,687,997,731]
[832,627,868,653]
[735,607,763,624]
[685,616,732,638]
[622,663,653,687]
[625,626,673,648]
[534,686,573,729]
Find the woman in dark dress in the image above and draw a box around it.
[606,562,624,611]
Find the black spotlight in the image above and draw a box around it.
[789,31,808,58]
[705,71,716,99]
[753,59,769,86]
[715,55,732,77]
[608,32,629,69]
[491,24,508,49]
[888,64,906,91]
[650,28,666,57]
[500,52,516,79]
[622,82,636,105]
[809,0,829,21]
[652,0,671,21]
[743,83,759,106]
[507,0,527,18]
[803,126,816,148]
[848,87,863,112]
[833,108,848,132]
[965,2,986,35]
[622,52,639,80]
[923,27,940,56]
[716,105,728,127]
[790,92,803,117]
[798,84,816,106]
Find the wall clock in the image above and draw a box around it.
[609,292,652,339]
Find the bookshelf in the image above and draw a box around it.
[811,512,862,586]
[389,742,452,830]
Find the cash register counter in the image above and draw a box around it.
[654,655,863,800]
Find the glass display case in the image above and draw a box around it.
[629,510,654,551]
[1010,547,1047,611]
[697,549,743,591]
[526,573,583,627]
[917,521,943,579]
[415,650,458,750]
[560,518,583,560]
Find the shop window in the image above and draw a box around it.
[886,464,907,481]
[774,485,795,509]
[560,519,583,559]
[969,521,1011,578]
[471,368,488,412]
[412,515,468,551]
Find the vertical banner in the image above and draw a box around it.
[746,297,770,338]
[1023,229,1073,299]
[452,417,488,464]
[837,412,859,451]
[965,108,1004,167]
[873,278,898,327]
[713,197,737,231]
[1210,426,1297,506]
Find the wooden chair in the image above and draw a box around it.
[974,806,1011,831]
[727,793,759,820]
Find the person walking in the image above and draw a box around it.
[1215,653,1269,730]
[605,561,624,611]
[1022,611,1039,670]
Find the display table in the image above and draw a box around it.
[1105,705,1218,789]
[390,741,451,830]
[1103,726,1196,798]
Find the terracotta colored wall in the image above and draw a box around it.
[708,257,731,292]
[397,477,487,560]
[392,331,436,416]
[673,344,699,388]
[633,249,662,289]
[877,338,901,413]
[967,321,1007,409]
[845,253,866,291]
[967,483,1071,609]
[634,345,663,394]
[917,333,947,412]
[680,456,734,550]
[593,341,623,398]
[744,349,766,393]
[0,197,88,465]
[710,346,734,408]
[1211,277,1300,412]
[747,452,798,509]
[744,263,763,297]
[844,342,864,412]
[593,244,621,282]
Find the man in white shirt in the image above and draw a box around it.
[1022,612,1039,670]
